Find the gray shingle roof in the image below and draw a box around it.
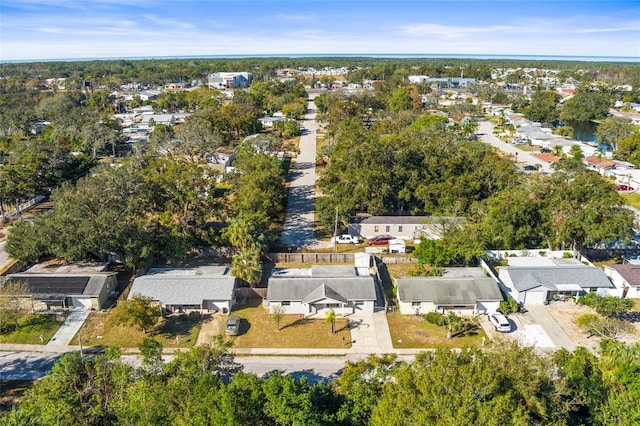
[396,277,502,304]
[129,271,236,305]
[267,276,377,302]
[311,265,356,277]
[503,266,613,292]
[301,284,348,304]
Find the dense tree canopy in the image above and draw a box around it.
[525,90,562,124]
[5,341,640,425]
[317,113,518,230]
[560,89,613,122]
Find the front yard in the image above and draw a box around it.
[0,314,63,344]
[228,299,351,348]
[70,311,201,349]
[386,312,487,349]
[621,192,640,210]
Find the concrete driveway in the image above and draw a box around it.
[482,306,576,351]
[47,308,90,347]
[195,312,226,345]
[477,120,554,174]
[347,312,394,355]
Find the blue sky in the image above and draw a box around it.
[1,1,639,61]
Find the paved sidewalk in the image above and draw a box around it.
[47,308,90,346]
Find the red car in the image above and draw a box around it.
[616,184,635,191]
[368,235,394,245]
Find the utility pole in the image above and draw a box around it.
[333,207,338,254]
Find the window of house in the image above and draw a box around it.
[374,226,379,232]
[398,225,403,232]
[326,303,340,308]
[282,301,291,306]
[386,225,390,232]
[412,301,422,307]
[355,301,364,306]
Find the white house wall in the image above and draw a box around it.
[398,300,436,315]
[476,301,500,315]
[267,300,374,315]
[603,267,636,298]
[522,288,548,305]
[203,300,231,313]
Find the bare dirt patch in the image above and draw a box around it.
[545,303,600,351]
[546,301,640,351]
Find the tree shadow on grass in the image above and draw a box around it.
[154,314,200,344]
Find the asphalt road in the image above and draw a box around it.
[0,352,416,383]
[0,352,62,380]
[280,94,331,249]
[476,120,554,174]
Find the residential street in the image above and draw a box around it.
[0,351,416,383]
[280,93,332,249]
[477,120,554,174]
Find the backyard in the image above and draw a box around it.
[386,312,487,349]
[70,311,201,350]
[228,299,352,348]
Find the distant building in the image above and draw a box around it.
[348,215,464,241]
[207,72,253,89]
[408,75,476,88]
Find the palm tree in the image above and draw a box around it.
[552,144,564,157]
[231,248,263,287]
[444,312,464,339]
[225,215,265,252]
[325,308,336,335]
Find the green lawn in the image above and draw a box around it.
[0,314,62,344]
[229,299,351,348]
[386,312,486,349]
[621,192,640,210]
[71,311,201,349]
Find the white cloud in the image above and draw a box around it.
[142,14,195,30]
[273,13,315,22]
[394,23,516,38]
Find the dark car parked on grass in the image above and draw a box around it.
[225,316,241,336]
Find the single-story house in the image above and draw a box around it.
[395,268,502,316]
[3,272,117,310]
[498,265,614,305]
[348,215,463,241]
[259,116,286,127]
[603,264,640,298]
[128,266,237,314]
[139,114,175,127]
[264,265,380,316]
[583,155,617,177]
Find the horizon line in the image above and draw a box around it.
[2,53,640,65]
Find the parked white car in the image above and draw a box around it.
[489,313,511,332]
[333,234,360,244]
